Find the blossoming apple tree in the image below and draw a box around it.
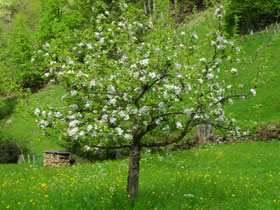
[33,1,260,201]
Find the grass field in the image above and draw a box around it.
[1,141,280,209]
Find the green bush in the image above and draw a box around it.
[0,139,27,163]
[225,0,280,35]
[0,0,43,91]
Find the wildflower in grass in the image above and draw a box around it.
[184,194,194,198]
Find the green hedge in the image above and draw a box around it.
[225,0,280,35]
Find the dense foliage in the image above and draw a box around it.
[224,0,280,35]
[0,0,106,90]
[0,138,27,163]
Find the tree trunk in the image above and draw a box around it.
[196,125,212,145]
[115,149,121,159]
[127,145,141,202]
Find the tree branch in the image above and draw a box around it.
[85,91,122,97]
[140,111,196,148]
[132,74,167,106]
[88,144,131,150]
[153,111,185,120]
[210,94,248,109]
[210,82,260,109]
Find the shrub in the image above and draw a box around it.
[225,0,280,35]
[7,16,44,90]
[0,139,27,163]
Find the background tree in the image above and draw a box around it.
[34,1,260,202]
[224,0,280,35]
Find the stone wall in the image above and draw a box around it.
[43,153,70,167]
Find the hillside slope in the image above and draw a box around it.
[0,85,66,155]
[189,9,280,123]
[0,8,280,155]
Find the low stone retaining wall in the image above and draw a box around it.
[172,124,280,151]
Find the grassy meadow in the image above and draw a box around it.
[1,141,280,209]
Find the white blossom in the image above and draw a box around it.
[198,79,203,84]
[79,131,85,136]
[68,127,78,136]
[116,127,123,135]
[87,125,93,131]
[207,73,214,79]
[69,104,79,110]
[54,112,61,118]
[34,108,40,116]
[86,43,93,49]
[84,145,91,151]
[231,68,237,73]
[124,134,133,140]
[183,109,192,115]
[69,120,79,128]
[250,89,256,96]
[110,117,116,123]
[176,121,183,129]
[139,106,149,115]
[139,59,149,66]
[199,58,207,63]
[71,90,77,96]
[149,72,156,78]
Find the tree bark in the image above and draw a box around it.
[115,149,121,159]
[127,144,141,202]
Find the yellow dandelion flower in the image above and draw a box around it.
[6,205,10,209]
